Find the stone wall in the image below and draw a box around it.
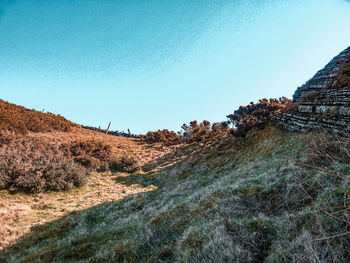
[277,46,350,135]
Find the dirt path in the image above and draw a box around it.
[0,171,157,250]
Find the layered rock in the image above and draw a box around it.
[277,46,350,135]
[293,47,350,101]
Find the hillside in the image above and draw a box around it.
[0,99,78,134]
[0,101,186,250]
[1,126,349,262]
[0,47,350,262]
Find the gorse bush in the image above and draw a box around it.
[227,97,292,137]
[142,121,230,145]
[143,98,293,144]
[143,98,292,143]
[0,99,77,134]
[141,129,181,145]
[181,120,230,143]
[0,132,87,193]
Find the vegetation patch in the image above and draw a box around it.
[0,99,77,134]
[0,131,88,193]
[227,97,292,137]
[325,55,350,90]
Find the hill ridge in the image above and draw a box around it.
[0,99,78,134]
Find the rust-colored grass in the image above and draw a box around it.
[0,99,78,134]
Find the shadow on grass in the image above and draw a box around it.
[114,172,156,187]
[0,188,153,262]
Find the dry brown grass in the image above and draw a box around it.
[0,171,157,250]
[305,130,350,165]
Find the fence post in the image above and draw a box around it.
[106,122,111,134]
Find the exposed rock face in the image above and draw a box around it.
[277,46,350,135]
[293,47,350,101]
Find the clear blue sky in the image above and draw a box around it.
[1,0,350,134]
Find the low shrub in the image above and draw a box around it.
[141,129,181,145]
[227,97,292,137]
[109,154,140,173]
[62,140,113,171]
[62,140,140,173]
[0,132,88,193]
[181,120,230,143]
[74,156,101,170]
[142,121,230,145]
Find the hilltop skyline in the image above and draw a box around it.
[1,0,350,133]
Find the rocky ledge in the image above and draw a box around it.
[277,46,350,135]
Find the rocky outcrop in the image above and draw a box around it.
[277,46,350,135]
[293,47,350,101]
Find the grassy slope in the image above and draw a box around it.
[1,127,349,262]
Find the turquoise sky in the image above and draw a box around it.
[1,0,350,133]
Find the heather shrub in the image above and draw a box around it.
[62,140,113,171]
[62,140,140,173]
[0,132,87,193]
[227,97,292,137]
[109,154,140,173]
[141,129,181,145]
[74,156,101,170]
[0,99,77,134]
